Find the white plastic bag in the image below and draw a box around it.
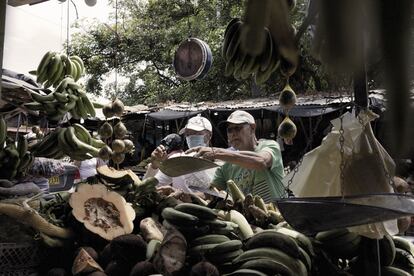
[284,110,398,238]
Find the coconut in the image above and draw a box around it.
[110,234,147,265]
[113,122,127,139]
[99,146,113,160]
[98,122,113,139]
[111,152,125,164]
[278,117,297,140]
[111,98,124,117]
[279,84,297,110]
[72,248,104,275]
[74,246,99,262]
[190,261,219,276]
[129,261,156,276]
[102,104,114,118]
[111,139,125,153]
[123,139,134,153]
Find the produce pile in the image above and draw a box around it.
[8,173,411,276]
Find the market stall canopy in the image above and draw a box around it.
[148,109,203,121]
[7,0,49,7]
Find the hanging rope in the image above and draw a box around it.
[114,0,119,98]
[66,0,70,55]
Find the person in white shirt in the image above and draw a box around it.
[144,115,216,193]
[75,158,106,181]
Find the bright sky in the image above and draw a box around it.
[4,0,111,75]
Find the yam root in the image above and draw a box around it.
[0,202,73,239]
[140,217,164,242]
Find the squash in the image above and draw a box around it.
[72,247,103,275]
[97,165,141,185]
[279,83,297,111]
[69,184,136,240]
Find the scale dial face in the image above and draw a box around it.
[174,39,204,79]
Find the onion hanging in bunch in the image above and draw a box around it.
[279,83,297,111]
[278,116,297,145]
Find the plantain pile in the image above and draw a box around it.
[35,51,85,88]
[222,0,297,84]
[30,124,106,161]
[0,116,34,179]
[25,76,96,121]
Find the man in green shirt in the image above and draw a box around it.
[187,110,286,202]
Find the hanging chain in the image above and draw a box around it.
[339,116,346,198]
[186,0,192,38]
[285,94,335,197]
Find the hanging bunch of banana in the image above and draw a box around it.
[278,80,297,144]
[30,124,106,161]
[25,76,96,121]
[222,0,297,84]
[0,117,35,179]
[34,51,85,88]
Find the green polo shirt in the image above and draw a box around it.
[212,139,286,203]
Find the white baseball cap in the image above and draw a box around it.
[225,110,255,124]
[179,114,212,134]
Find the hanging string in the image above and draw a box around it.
[114,0,119,98]
[186,0,192,38]
[66,0,70,55]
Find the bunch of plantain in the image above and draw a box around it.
[226,227,312,276]
[222,18,280,84]
[30,124,106,161]
[25,76,96,121]
[34,51,85,88]
[0,117,35,179]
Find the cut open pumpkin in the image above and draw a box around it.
[69,183,136,240]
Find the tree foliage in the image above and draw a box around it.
[70,0,334,105]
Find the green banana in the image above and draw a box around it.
[275,227,315,257]
[89,138,106,148]
[208,249,244,265]
[53,92,69,103]
[161,207,199,226]
[222,20,242,61]
[70,59,82,81]
[75,97,89,119]
[70,60,78,80]
[81,95,96,117]
[224,268,268,276]
[64,126,99,157]
[73,123,91,144]
[240,258,294,276]
[393,236,414,256]
[70,55,85,74]
[36,51,54,83]
[188,243,219,257]
[245,230,301,259]
[30,91,56,103]
[174,203,217,220]
[191,234,230,247]
[225,22,243,62]
[209,240,243,255]
[232,247,308,275]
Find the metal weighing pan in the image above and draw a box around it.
[159,156,219,177]
[276,193,414,235]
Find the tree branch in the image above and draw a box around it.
[152,62,180,87]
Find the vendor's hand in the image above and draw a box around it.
[151,145,168,169]
[185,146,216,161]
[156,185,176,196]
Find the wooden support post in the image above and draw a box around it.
[0,2,6,100]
